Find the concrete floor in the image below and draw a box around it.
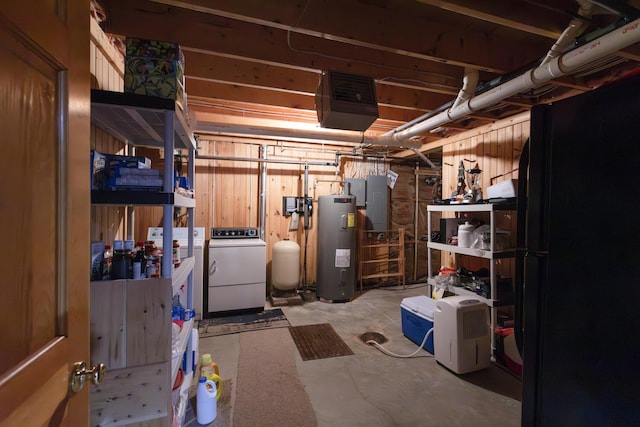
[196,284,522,426]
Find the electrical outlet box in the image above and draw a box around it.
[283,196,298,216]
[282,196,313,217]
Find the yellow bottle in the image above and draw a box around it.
[200,353,220,379]
[200,353,223,401]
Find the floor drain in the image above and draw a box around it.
[359,331,388,345]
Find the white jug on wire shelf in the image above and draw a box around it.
[457,222,475,248]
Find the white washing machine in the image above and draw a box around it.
[208,227,266,314]
[148,227,205,320]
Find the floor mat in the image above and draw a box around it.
[289,323,355,361]
[234,328,317,427]
[198,309,290,338]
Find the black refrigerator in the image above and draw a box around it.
[516,72,640,427]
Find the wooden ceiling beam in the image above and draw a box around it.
[417,0,640,62]
[414,0,571,39]
[183,48,467,97]
[103,0,465,79]
[187,103,415,137]
[185,73,517,125]
[105,0,555,75]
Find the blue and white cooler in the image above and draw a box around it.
[400,295,436,353]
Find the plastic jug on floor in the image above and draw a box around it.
[196,376,217,424]
[200,353,220,378]
[200,353,223,400]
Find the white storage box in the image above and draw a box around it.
[487,179,518,199]
[400,296,436,353]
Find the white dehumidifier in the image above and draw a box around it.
[434,296,491,374]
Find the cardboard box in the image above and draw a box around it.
[124,39,186,107]
[124,71,186,107]
[125,56,184,85]
[125,37,184,66]
[400,295,436,353]
[105,166,162,189]
[91,151,153,190]
[487,179,518,199]
[91,150,107,190]
[107,166,161,179]
[105,175,163,190]
[106,153,151,169]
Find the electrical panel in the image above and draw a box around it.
[365,175,388,230]
[345,178,366,207]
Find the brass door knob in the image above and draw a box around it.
[70,361,106,393]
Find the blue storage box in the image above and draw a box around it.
[401,295,436,353]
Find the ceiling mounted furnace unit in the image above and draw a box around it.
[315,70,379,131]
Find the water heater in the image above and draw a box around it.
[316,194,357,301]
[434,296,491,374]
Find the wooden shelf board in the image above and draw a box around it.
[360,243,401,249]
[361,258,402,264]
[361,272,404,280]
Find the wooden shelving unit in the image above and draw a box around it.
[358,228,405,292]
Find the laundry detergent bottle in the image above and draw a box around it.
[199,353,223,401]
[200,353,220,379]
[196,376,217,424]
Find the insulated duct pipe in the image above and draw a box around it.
[368,16,640,147]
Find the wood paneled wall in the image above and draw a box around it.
[437,112,529,280]
[440,112,529,198]
[90,17,127,244]
[194,138,384,291]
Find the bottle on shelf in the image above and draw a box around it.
[132,241,147,279]
[124,239,135,278]
[102,245,112,280]
[145,240,160,278]
[111,240,128,279]
[173,239,181,269]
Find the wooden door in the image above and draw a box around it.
[0,1,90,426]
